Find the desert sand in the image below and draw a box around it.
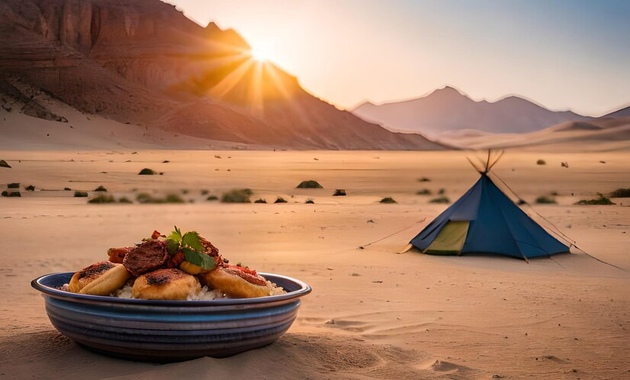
[1,142,629,380]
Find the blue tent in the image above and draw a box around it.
[409,172,569,260]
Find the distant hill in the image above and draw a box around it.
[352,86,591,137]
[600,106,630,119]
[0,0,444,150]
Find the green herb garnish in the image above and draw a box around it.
[165,226,216,270]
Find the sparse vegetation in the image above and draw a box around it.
[254,198,267,204]
[305,198,315,204]
[296,180,323,189]
[118,196,132,203]
[88,194,116,204]
[333,189,346,196]
[138,168,156,175]
[25,185,35,191]
[0,160,11,168]
[380,197,397,204]
[206,195,219,201]
[74,191,88,197]
[535,195,557,204]
[536,159,546,165]
[136,192,185,204]
[7,182,19,188]
[438,188,445,195]
[575,193,615,205]
[429,196,450,204]
[1,191,21,197]
[274,197,288,203]
[221,188,253,203]
[416,189,432,195]
[609,188,630,198]
[94,185,107,192]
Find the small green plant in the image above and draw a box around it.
[254,198,267,204]
[609,188,630,198]
[380,197,397,204]
[138,168,156,175]
[296,180,323,189]
[535,195,557,204]
[429,196,450,204]
[416,189,432,195]
[575,193,615,205]
[221,188,252,203]
[88,194,116,204]
[333,189,346,196]
[274,197,288,203]
[94,185,107,192]
[74,191,88,197]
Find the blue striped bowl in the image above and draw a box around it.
[32,272,311,362]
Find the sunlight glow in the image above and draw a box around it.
[250,42,276,63]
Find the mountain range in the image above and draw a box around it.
[0,0,444,150]
[0,0,628,151]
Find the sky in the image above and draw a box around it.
[164,0,630,117]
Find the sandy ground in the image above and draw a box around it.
[0,148,629,379]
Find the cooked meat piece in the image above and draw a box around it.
[123,240,168,277]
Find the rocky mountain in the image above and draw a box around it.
[0,0,445,150]
[351,86,592,137]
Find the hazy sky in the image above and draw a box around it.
[164,0,630,116]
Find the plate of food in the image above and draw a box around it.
[31,227,311,362]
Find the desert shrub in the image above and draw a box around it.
[274,197,287,203]
[7,182,19,188]
[254,198,267,204]
[221,188,252,203]
[429,196,450,204]
[416,189,432,195]
[94,185,107,192]
[206,195,219,201]
[201,189,209,196]
[418,177,431,182]
[380,197,397,204]
[118,197,132,203]
[74,191,88,197]
[333,189,346,196]
[438,188,445,195]
[609,188,630,198]
[165,194,185,203]
[305,198,314,204]
[296,180,323,189]
[536,159,546,165]
[535,195,557,204]
[138,168,156,175]
[136,192,154,203]
[88,194,116,204]
[1,191,21,197]
[25,185,35,191]
[64,187,72,191]
[575,193,615,205]
[0,160,11,168]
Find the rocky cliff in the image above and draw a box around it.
[0,0,445,150]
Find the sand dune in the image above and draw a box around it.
[1,148,629,379]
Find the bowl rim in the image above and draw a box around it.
[32,271,311,307]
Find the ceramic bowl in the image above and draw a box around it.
[32,272,311,362]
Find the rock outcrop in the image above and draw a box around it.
[0,0,445,150]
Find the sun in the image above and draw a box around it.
[250,42,276,63]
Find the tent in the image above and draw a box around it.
[406,153,570,260]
